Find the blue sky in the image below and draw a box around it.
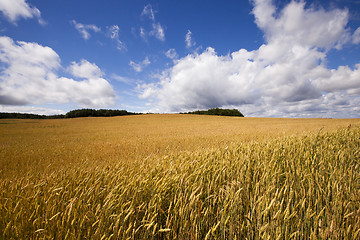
[0,0,360,117]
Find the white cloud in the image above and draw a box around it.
[353,27,360,44]
[140,4,165,42]
[71,20,101,40]
[0,36,115,108]
[312,64,360,92]
[129,57,151,72]
[140,27,146,40]
[138,0,360,117]
[0,105,65,115]
[70,21,126,50]
[111,74,135,85]
[150,22,165,41]
[185,30,196,48]
[252,0,351,50]
[0,0,45,25]
[141,4,155,21]
[68,59,104,79]
[165,48,178,59]
[107,25,126,51]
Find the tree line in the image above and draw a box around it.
[0,108,244,119]
[65,109,139,118]
[0,112,65,119]
[0,109,139,119]
[183,108,244,117]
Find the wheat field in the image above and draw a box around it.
[1,115,360,239]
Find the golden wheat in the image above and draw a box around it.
[0,115,359,239]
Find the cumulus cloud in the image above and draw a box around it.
[140,4,165,41]
[185,30,196,48]
[68,59,104,79]
[0,0,45,25]
[129,57,151,72]
[252,0,351,50]
[0,36,116,108]
[138,0,360,117]
[71,20,101,40]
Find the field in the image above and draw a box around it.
[1,114,360,239]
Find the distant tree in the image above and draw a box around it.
[184,108,244,117]
[0,112,65,119]
[0,108,140,119]
[65,109,139,118]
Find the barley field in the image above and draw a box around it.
[1,114,360,239]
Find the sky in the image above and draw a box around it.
[0,0,360,118]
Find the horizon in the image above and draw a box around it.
[1,108,357,119]
[0,0,360,118]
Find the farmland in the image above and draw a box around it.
[1,115,360,239]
